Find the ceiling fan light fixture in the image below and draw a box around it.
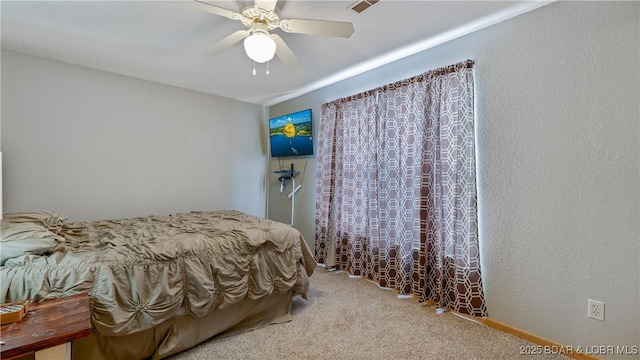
[244,31,276,63]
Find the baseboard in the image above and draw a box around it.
[451,312,599,360]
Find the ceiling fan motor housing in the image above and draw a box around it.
[240,5,280,31]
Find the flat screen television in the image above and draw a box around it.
[269,109,313,157]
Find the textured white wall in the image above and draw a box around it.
[1,50,268,221]
[269,1,639,356]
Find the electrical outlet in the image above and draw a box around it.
[588,299,605,321]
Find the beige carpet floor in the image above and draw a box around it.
[168,267,569,360]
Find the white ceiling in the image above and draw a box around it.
[1,0,551,106]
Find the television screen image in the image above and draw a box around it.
[269,109,313,157]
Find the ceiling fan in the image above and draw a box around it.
[192,0,354,72]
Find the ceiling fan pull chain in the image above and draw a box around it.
[253,60,257,76]
[266,61,270,75]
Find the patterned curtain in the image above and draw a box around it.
[315,60,486,316]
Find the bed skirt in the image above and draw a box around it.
[72,290,294,360]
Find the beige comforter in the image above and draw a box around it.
[1,210,315,337]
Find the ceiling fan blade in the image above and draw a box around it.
[255,0,278,12]
[271,34,299,67]
[192,0,245,21]
[206,30,251,55]
[279,18,354,38]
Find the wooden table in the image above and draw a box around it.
[0,293,91,360]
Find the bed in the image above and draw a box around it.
[0,209,315,359]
